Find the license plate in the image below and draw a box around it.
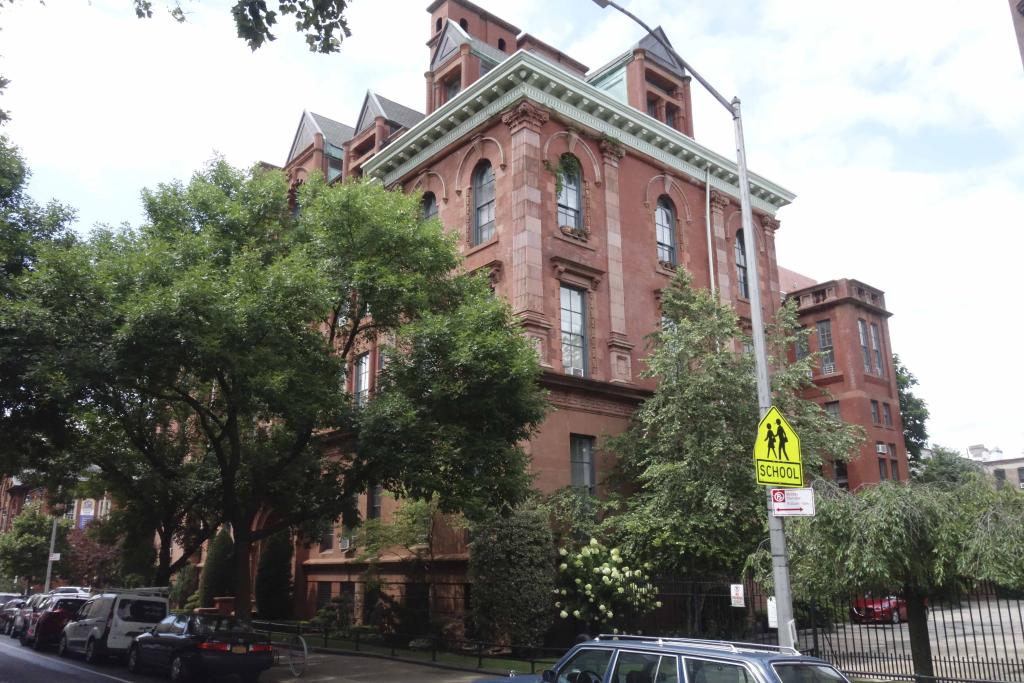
[231,645,248,654]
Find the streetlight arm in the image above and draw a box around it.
[591,0,734,113]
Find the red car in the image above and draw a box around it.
[850,595,907,624]
[21,595,89,649]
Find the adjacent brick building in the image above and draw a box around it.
[779,271,908,490]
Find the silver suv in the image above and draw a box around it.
[475,635,852,683]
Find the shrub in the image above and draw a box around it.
[468,508,554,647]
[198,528,235,607]
[169,564,199,609]
[555,538,660,633]
[255,531,293,619]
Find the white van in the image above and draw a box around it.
[59,587,168,662]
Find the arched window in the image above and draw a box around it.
[556,154,582,230]
[498,38,506,51]
[655,196,676,265]
[459,18,469,31]
[471,160,496,245]
[735,230,749,298]
[435,17,442,32]
[421,191,438,221]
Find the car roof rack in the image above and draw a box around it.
[594,634,800,656]
[93,586,170,597]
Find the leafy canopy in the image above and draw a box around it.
[894,354,929,471]
[603,270,861,578]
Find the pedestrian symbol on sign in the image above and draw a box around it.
[753,406,803,487]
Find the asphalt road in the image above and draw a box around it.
[0,636,484,682]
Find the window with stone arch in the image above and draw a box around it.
[556,153,582,231]
[471,160,496,245]
[655,195,677,266]
[735,230,750,299]
[421,191,438,221]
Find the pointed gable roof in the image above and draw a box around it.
[287,110,354,164]
[355,91,424,135]
[430,18,507,71]
[637,27,686,79]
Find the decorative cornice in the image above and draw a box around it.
[762,216,781,235]
[501,100,549,134]
[363,51,795,214]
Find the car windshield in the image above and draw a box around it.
[773,663,849,683]
[117,599,166,624]
[191,616,255,635]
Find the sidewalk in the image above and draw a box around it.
[262,650,496,682]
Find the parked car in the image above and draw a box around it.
[10,593,49,640]
[850,595,907,624]
[0,598,26,635]
[51,586,90,595]
[21,594,89,649]
[60,588,169,662]
[0,592,20,605]
[126,614,273,683]
[474,635,853,683]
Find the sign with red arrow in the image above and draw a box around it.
[770,487,815,517]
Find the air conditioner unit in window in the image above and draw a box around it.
[1018,482,1024,491]
[570,368,585,377]
[339,537,351,551]
[822,363,835,374]
[875,444,888,454]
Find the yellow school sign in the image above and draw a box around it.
[753,406,803,487]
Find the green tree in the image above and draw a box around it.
[0,502,70,588]
[198,528,235,608]
[914,445,980,485]
[603,271,861,578]
[894,354,929,473]
[780,476,1024,677]
[43,161,545,619]
[255,531,293,619]
[0,135,77,470]
[168,562,199,609]
[468,508,555,648]
[132,0,351,53]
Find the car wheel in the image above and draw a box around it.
[169,654,192,683]
[18,631,30,646]
[84,638,99,664]
[126,646,143,674]
[32,634,45,651]
[891,610,901,625]
[58,634,69,657]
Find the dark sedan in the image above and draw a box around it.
[22,595,88,649]
[127,614,273,682]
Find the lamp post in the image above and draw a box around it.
[591,0,797,648]
[43,501,65,593]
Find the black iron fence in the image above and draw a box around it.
[300,578,1024,682]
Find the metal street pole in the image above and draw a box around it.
[592,0,797,649]
[43,515,58,593]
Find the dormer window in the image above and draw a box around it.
[498,38,506,51]
[435,17,442,32]
[459,18,469,31]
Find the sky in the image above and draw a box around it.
[4,0,1024,457]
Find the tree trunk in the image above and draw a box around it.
[905,586,933,677]
[232,522,254,621]
[153,529,173,586]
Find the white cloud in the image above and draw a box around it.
[3,0,1022,455]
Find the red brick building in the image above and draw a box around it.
[779,270,908,490]
[277,0,807,618]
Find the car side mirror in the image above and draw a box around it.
[542,670,557,682]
